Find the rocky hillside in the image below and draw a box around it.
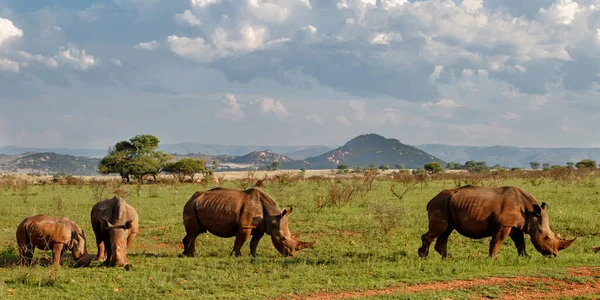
[305,134,444,169]
[0,152,101,175]
[231,150,295,165]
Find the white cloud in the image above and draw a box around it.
[56,45,97,70]
[539,0,581,25]
[253,97,288,119]
[0,18,23,47]
[15,51,58,68]
[422,98,463,109]
[303,113,323,125]
[167,35,214,63]
[134,40,159,50]
[217,93,244,121]
[175,10,201,26]
[190,0,220,8]
[336,115,352,126]
[501,112,521,120]
[0,58,19,72]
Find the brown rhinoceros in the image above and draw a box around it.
[182,187,315,257]
[91,196,139,267]
[16,215,91,267]
[418,185,576,259]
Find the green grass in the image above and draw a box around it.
[1,178,600,299]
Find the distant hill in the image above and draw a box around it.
[0,152,101,175]
[231,150,294,165]
[305,134,444,169]
[0,146,107,158]
[283,146,335,160]
[415,144,600,168]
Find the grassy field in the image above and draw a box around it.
[1,172,600,299]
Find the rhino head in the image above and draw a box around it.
[527,202,577,257]
[69,224,91,267]
[103,217,134,267]
[265,207,316,257]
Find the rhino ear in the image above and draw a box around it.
[281,206,294,218]
[124,220,133,230]
[532,204,542,216]
[541,202,548,211]
[102,217,114,229]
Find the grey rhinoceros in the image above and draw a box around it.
[182,187,315,257]
[419,185,576,259]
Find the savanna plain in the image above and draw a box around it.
[1,170,600,299]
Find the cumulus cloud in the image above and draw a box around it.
[56,45,97,70]
[175,10,201,26]
[134,40,159,50]
[303,113,323,125]
[422,98,463,109]
[253,97,288,119]
[0,18,23,47]
[0,58,19,72]
[217,93,244,121]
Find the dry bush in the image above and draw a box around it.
[362,168,379,192]
[370,203,406,235]
[272,172,302,187]
[89,179,109,202]
[237,170,257,190]
[147,185,160,198]
[53,197,63,216]
[314,180,361,210]
[65,175,85,187]
[390,182,418,201]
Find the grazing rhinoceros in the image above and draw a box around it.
[181,187,315,257]
[418,185,577,259]
[91,196,139,267]
[16,215,91,267]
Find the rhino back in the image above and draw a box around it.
[19,215,72,249]
[448,186,534,238]
[192,188,264,237]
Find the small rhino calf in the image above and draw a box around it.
[16,215,90,267]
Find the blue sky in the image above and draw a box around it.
[1,0,599,148]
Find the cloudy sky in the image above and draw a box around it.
[1,0,599,149]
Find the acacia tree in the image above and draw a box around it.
[98,134,171,183]
[164,158,210,183]
[424,162,443,174]
[576,159,597,169]
[530,162,541,170]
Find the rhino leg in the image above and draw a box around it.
[51,243,65,267]
[419,211,450,258]
[489,226,512,258]
[231,229,252,257]
[182,234,199,257]
[434,227,454,259]
[95,235,106,261]
[249,231,264,257]
[19,244,34,266]
[509,230,529,257]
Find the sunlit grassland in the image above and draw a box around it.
[1,176,599,299]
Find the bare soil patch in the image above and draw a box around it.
[277,267,600,300]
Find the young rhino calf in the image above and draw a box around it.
[16,215,90,267]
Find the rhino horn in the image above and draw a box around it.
[559,237,577,251]
[295,240,316,251]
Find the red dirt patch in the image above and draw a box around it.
[276,267,600,300]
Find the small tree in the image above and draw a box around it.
[542,163,551,170]
[395,164,404,170]
[99,134,172,183]
[446,162,462,170]
[530,162,541,170]
[337,164,349,174]
[424,162,443,174]
[267,161,281,171]
[576,159,597,169]
[566,162,575,169]
[164,158,208,183]
[379,164,390,171]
